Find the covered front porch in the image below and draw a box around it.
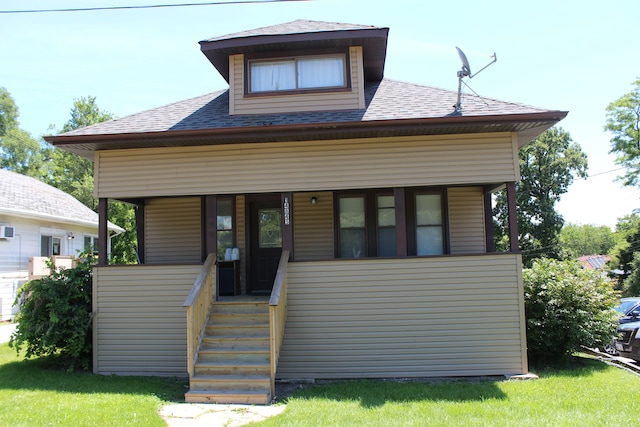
[92,251,527,403]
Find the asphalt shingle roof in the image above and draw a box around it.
[0,169,122,231]
[201,19,383,42]
[60,79,551,137]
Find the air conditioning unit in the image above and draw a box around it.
[0,226,15,239]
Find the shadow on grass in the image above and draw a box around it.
[0,344,188,402]
[279,377,508,408]
[279,356,614,408]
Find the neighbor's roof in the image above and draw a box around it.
[0,169,124,233]
[46,79,567,157]
[578,255,611,270]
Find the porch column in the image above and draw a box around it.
[134,201,145,264]
[281,193,293,258]
[506,182,520,253]
[203,195,217,262]
[98,198,108,266]
[483,187,495,253]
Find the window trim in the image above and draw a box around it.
[244,49,351,96]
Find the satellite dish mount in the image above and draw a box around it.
[454,47,497,111]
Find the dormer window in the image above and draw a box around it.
[248,53,348,94]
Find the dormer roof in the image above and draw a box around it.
[199,19,389,82]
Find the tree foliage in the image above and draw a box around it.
[608,213,640,293]
[10,256,95,370]
[559,223,617,259]
[523,258,619,364]
[0,87,18,136]
[0,87,47,178]
[494,127,588,266]
[605,78,640,187]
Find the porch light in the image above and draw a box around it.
[310,196,318,205]
[67,232,75,240]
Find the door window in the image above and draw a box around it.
[258,208,282,249]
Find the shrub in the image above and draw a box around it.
[10,255,95,370]
[523,258,619,364]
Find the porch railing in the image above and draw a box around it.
[269,250,290,398]
[183,253,217,378]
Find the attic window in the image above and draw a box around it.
[248,54,347,93]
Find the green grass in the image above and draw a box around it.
[2,341,640,427]
[0,343,187,427]
[254,359,640,427]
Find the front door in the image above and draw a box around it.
[248,198,282,294]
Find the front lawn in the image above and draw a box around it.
[258,359,640,427]
[2,341,639,427]
[0,343,186,426]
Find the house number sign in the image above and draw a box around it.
[283,197,290,225]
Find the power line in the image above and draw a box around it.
[0,0,309,14]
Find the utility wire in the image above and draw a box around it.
[0,0,309,14]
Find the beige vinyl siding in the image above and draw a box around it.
[293,192,334,260]
[278,254,527,379]
[96,133,518,199]
[230,47,364,115]
[92,265,201,376]
[145,197,202,264]
[448,187,486,254]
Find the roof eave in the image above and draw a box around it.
[45,111,567,158]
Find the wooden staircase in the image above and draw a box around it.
[185,300,272,404]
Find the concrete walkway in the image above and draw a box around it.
[159,403,286,426]
[0,322,16,344]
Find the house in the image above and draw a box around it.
[0,169,124,321]
[44,20,567,404]
[578,255,611,270]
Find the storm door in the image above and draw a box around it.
[248,198,283,294]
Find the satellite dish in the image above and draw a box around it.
[456,47,471,77]
[454,47,497,112]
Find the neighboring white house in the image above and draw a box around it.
[0,169,124,321]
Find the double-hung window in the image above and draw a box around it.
[248,54,347,94]
[336,189,445,258]
[336,191,398,258]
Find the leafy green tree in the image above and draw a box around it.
[0,87,18,136]
[608,213,640,293]
[0,127,46,178]
[623,252,640,296]
[605,78,640,187]
[559,223,616,259]
[494,127,588,266]
[523,258,619,364]
[10,255,95,370]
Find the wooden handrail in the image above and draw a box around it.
[269,250,290,398]
[184,253,217,378]
[184,254,216,307]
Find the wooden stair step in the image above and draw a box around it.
[201,337,270,350]
[189,374,271,391]
[185,389,271,405]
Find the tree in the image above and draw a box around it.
[0,127,46,178]
[0,87,18,137]
[559,223,616,259]
[605,78,640,187]
[523,258,619,364]
[608,213,640,293]
[494,127,588,266]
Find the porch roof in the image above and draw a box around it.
[45,79,567,158]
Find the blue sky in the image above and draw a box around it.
[2,0,639,227]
